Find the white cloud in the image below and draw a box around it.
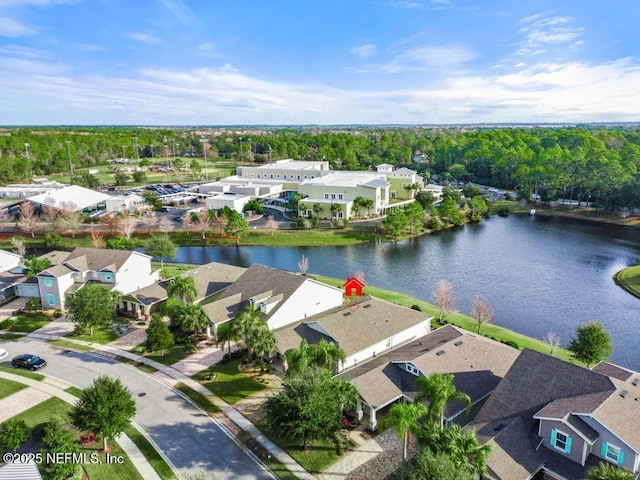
[0,43,47,57]
[516,14,582,57]
[0,0,77,7]
[350,44,377,58]
[158,0,197,26]
[0,15,37,36]
[0,54,639,125]
[126,32,161,44]
[358,44,477,73]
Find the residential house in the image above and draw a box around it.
[470,349,640,480]
[201,264,344,335]
[339,325,519,429]
[121,262,245,320]
[36,248,160,310]
[274,295,432,377]
[297,171,390,220]
[0,249,21,273]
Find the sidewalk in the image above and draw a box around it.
[0,370,162,480]
[19,330,318,480]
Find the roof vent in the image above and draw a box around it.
[620,390,629,398]
[436,350,445,356]
[632,378,639,387]
[454,341,463,347]
[343,312,351,316]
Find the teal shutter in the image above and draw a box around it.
[550,429,557,447]
[618,450,625,465]
[601,442,608,456]
[565,436,572,454]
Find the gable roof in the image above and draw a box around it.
[211,264,307,321]
[339,325,519,413]
[274,295,431,359]
[474,349,615,425]
[62,247,139,272]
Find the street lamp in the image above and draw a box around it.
[122,145,126,161]
[65,141,72,176]
[132,137,139,161]
[200,138,208,181]
[239,137,243,161]
[24,143,29,159]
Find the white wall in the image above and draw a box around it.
[205,195,251,213]
[341,319,431,372]
[0,250,21,273]
[267,279,343,330]
[112,253,160,295]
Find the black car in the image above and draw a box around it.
[12,354,47,371]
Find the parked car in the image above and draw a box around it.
[12,354,47,371]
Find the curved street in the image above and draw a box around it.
[0,337,275,480]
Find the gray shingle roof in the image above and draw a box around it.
[474,349,615,425]
[63,247,138,272]
[593,361,633,381]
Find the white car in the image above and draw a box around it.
[488,187,498,193]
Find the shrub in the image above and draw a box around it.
[53,310,63,318]
[497,206,511,216]
[0,318,15,329]
[411,305,422,312]
[26,297,42,311]
[427,217,444,231]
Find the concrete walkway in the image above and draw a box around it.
[12,329,317,480]
[0,387,51,423]
[0,370,162,480]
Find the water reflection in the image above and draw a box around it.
[167,215,640,370]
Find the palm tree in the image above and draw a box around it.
[415,373,471,430]
[422,424,491,477]
[285,339,312,375]
[309,339,346,373]
[362,198,374,216]
[175,303,209,334]
[587,462,634,480]
[379,401,428,465]
[247,323,277,371]
[230,305,263,360]
[167,276,197,303]
[23,255,52,278]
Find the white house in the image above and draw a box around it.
[36,248,160,310]
[274,296,432,375]
[0,249,22,273]
[202,264,344,334]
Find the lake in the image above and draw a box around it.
[170,215,640,371]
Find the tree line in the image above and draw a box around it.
[2,125,640,210]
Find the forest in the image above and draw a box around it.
[1,125,640,210]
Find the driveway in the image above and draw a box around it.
[0,338,274,480]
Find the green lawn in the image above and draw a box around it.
[144,344,189,366]
[0,378,27,400]
[0,364,46,381]
[68,325,118,344]
[1,313,51,333]
[151,262,198,280]
[122,425,176,480]
[613,265,640,299]
[64,386,84,397]
[12,397,73,431]
[315,275,580,365]
[255,419,338,474]
[192,358,265,405]
[0,333,22,340]
[174,382,221,414]
[48,339,95,352]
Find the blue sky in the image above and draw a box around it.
[0,0,639,125]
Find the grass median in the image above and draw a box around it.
[613,265,640,299]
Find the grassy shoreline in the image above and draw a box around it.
[613,265,640,299]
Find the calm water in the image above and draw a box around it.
[170,215,640,371]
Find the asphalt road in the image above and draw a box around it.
[0,338,274,480]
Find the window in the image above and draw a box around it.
[551,429,572,454]
[338,194,343,200]
[324,193,329,199]
[103,273,114,281]
[43,278,54,288]
[602,443,625,465]
[331,193,336,200]
[46,294,56,306]
[305,210,312,218]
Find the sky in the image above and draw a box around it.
[0,0,639,125]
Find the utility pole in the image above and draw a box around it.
[200,138,208,181]
[65,141,72,177]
